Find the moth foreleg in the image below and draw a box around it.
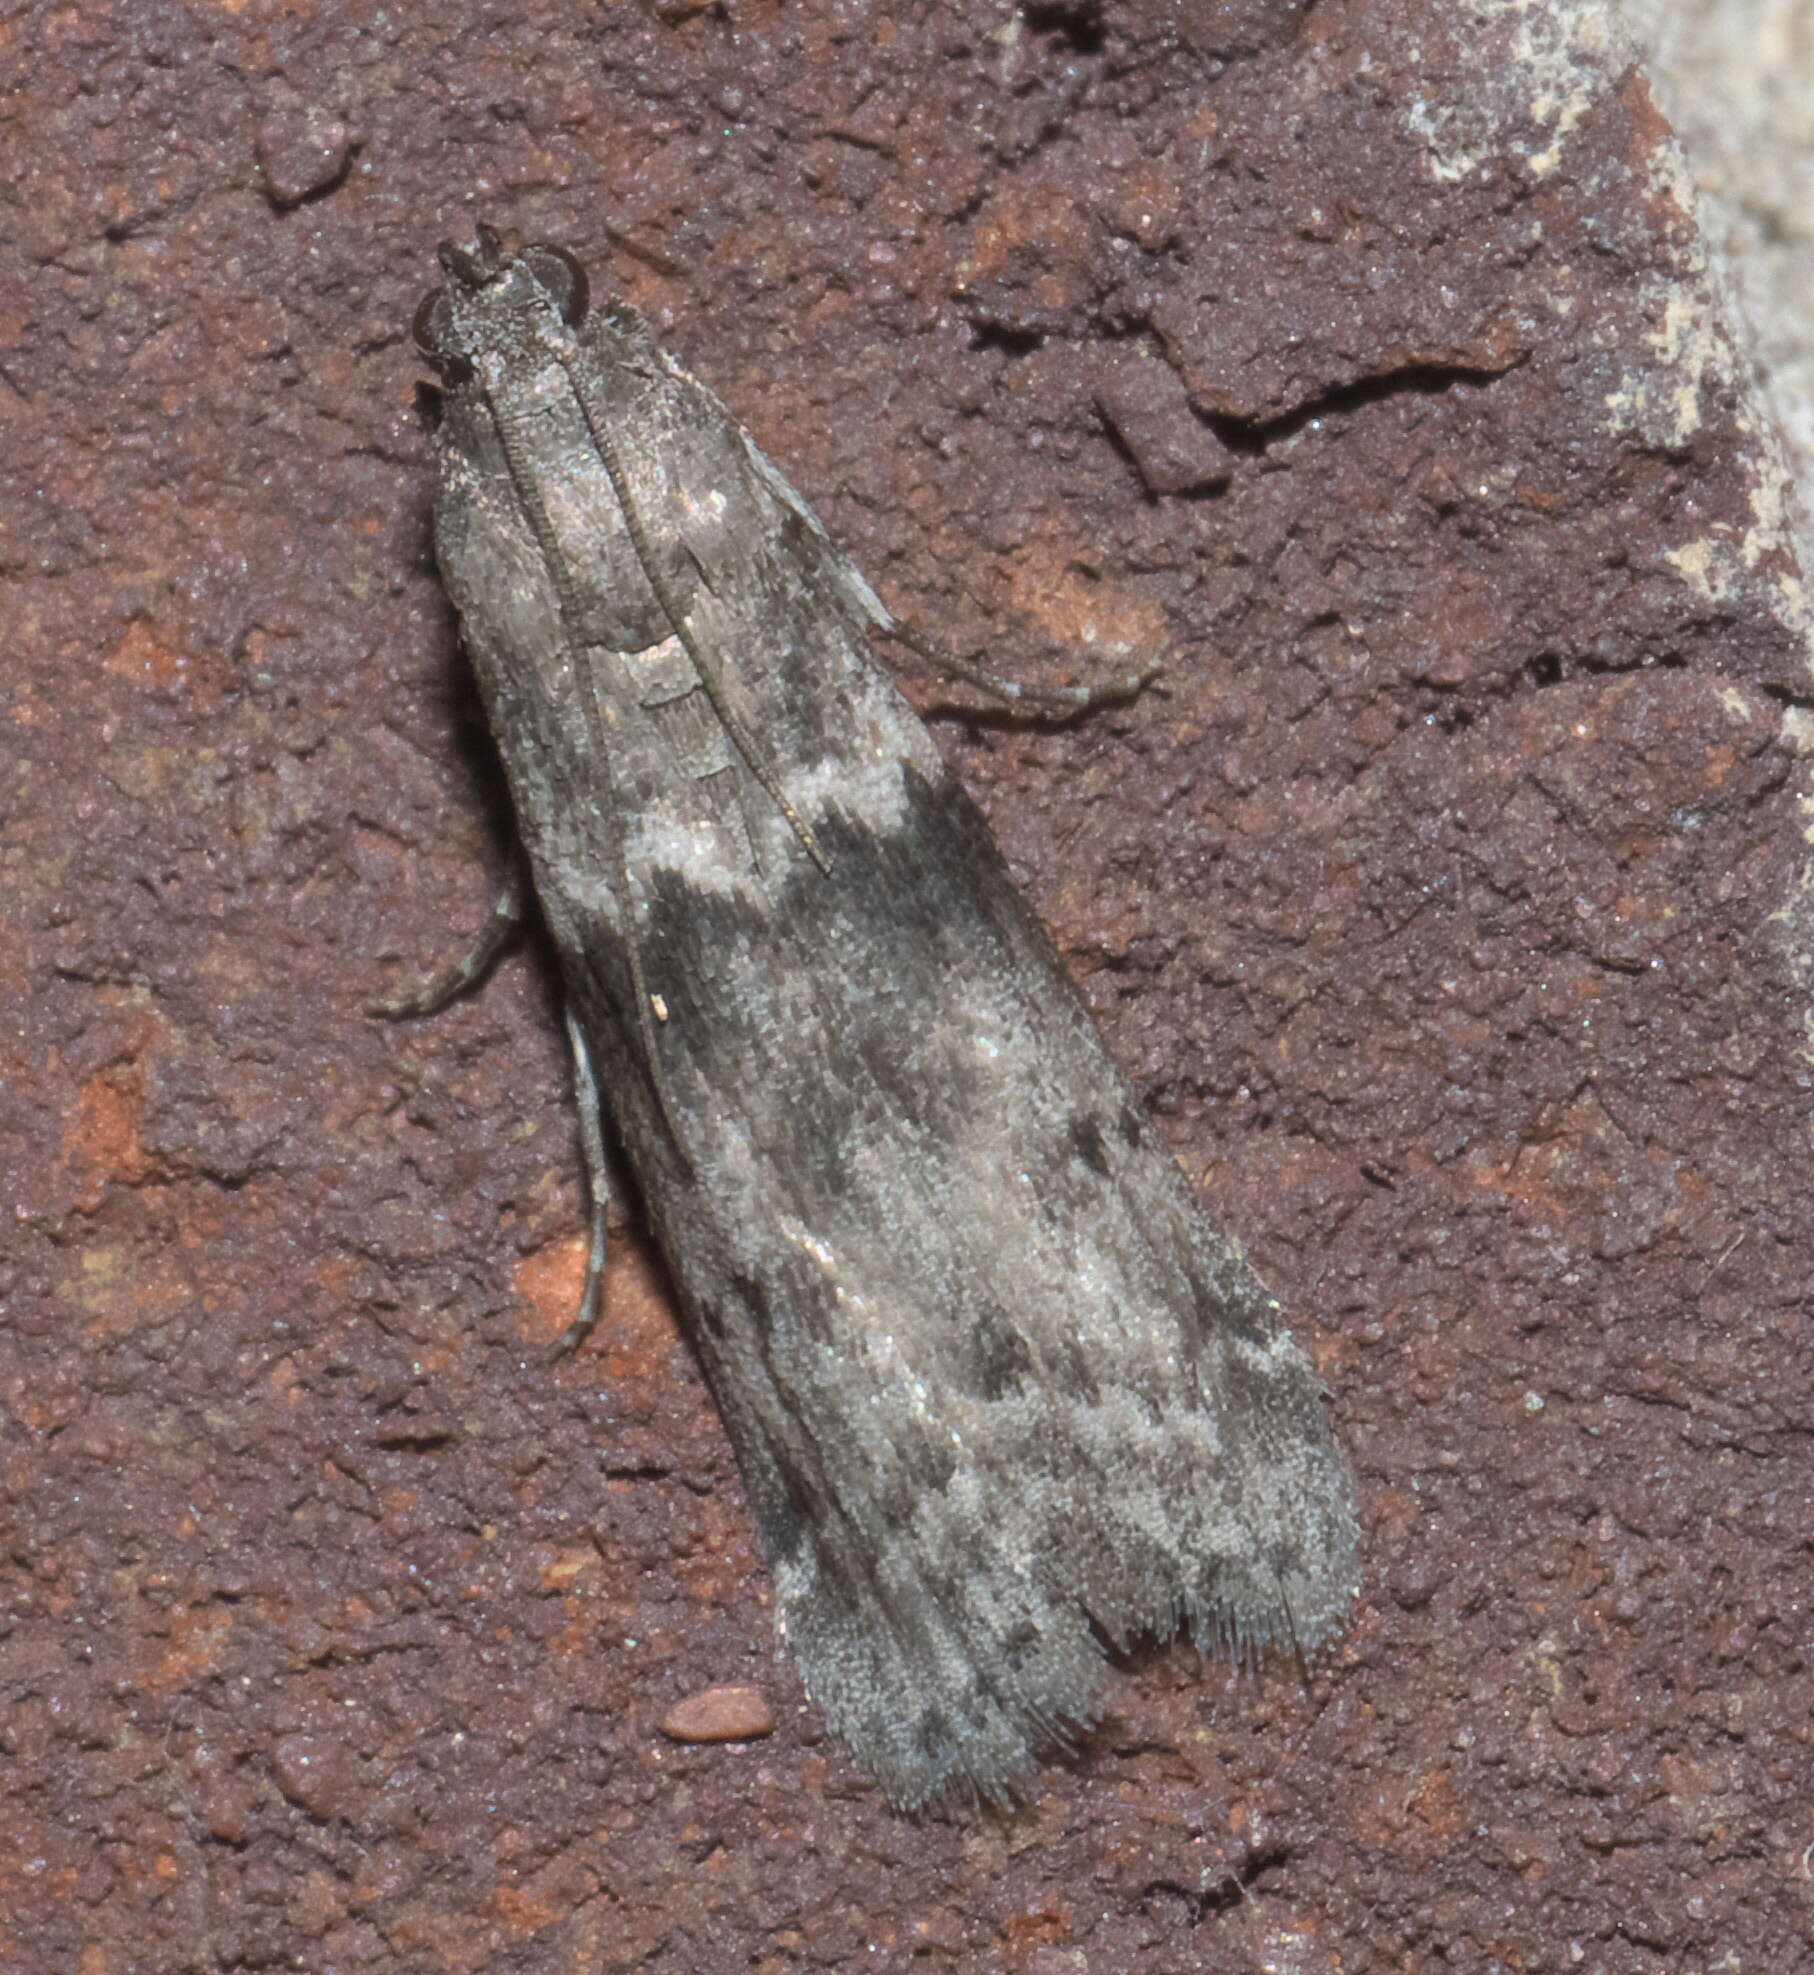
[552,1007,615,1357]
[369,859,530,1017]
[883,620,1156,713]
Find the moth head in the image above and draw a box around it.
[412,227,593,383]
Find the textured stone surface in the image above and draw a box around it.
[5,1,1812,1970]
[1625,0,1814,506]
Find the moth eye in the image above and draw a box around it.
[411,289,444,355]
[412,290,473,384]
[522,243,590,327]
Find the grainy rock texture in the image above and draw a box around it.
[4,1,1811,1971]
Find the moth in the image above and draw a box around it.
[390,227,1359,1809]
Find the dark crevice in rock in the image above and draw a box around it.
[967,320,1046,358]
[1210,359,1519,454]
[1522,649,1689,689]
[1140,1842,1295,1925]
[1022,1,1106,58]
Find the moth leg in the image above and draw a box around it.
[551,1008,615,1356]
[884,620,1157,713]
[368,860,529,1018]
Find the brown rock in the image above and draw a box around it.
[9,0,1812,1968]
[659,1685,777,1744]
[253,92,357,210]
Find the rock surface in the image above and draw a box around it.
[4,1,1810,1969]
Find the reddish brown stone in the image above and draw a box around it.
[660,1685,778,1744]
[254,91,359,211]
[5,0,1811,1969]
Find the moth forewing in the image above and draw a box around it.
[392,228,1359,1809]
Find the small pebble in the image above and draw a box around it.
[659,1684,777,1744]
[256,98,356,208]
[1096,348,1234,496]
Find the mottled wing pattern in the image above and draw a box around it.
[412,232,1359,1808]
